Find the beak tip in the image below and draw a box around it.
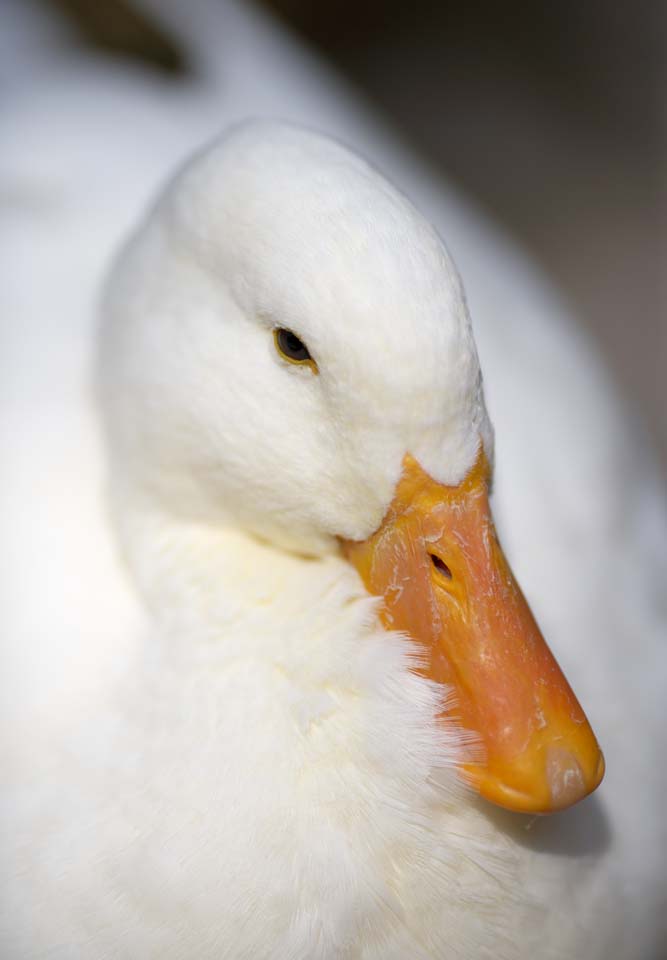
[545,744,604,811]
[469,742,605,815]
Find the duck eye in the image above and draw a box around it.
[274,328,317,371]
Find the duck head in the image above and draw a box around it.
[99,121,604,814]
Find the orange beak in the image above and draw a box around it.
[342,451,604,814]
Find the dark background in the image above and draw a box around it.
[49,0,667,471]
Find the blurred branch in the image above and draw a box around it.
[49,0,187,74]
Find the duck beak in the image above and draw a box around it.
[342,451,604,814]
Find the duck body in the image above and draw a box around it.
[2,4,666,959]
[2,526,521,960]
[0,526,635,960]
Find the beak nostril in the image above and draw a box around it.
[429,553,452,580]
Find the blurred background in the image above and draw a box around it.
[29,0,667,471]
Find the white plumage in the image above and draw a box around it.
[1,2,665,958]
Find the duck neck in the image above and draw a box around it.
[111,491,359,654]
[107,487,484,858]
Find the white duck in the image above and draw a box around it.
[1,117,664,959]
[2,3,666,959]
